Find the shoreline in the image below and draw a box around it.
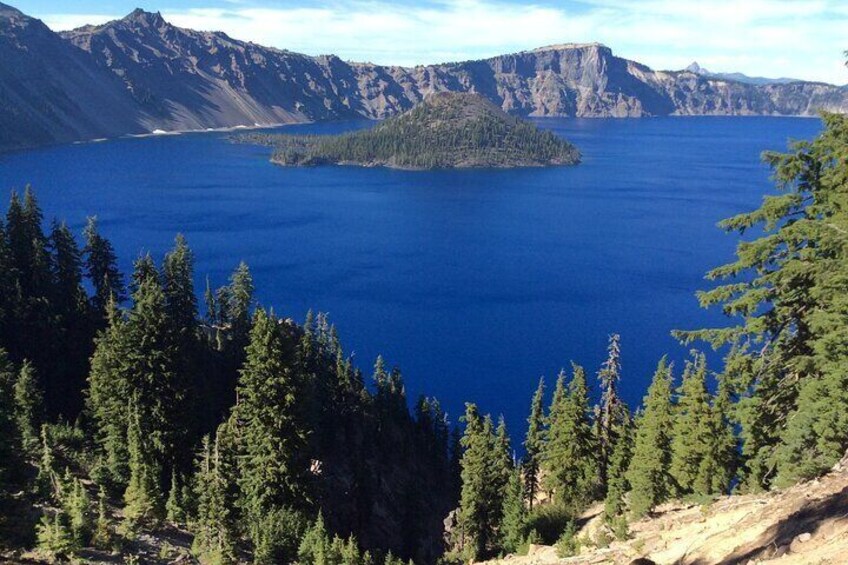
[0,114,824,157]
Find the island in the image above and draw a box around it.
[238,92,581,169]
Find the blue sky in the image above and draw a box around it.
[13,0,848,85]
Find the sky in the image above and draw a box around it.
[12,0,848,85]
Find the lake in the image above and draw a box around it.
[0,116,821,435]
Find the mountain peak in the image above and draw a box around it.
[122,7,166,27]
[686,61,706,74]
[0,2,25,19]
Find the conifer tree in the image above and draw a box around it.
[456,403,499,560]
[669,352,713,496]
[83,216,125,320]
[677,113,848,489]
[124,255,186,476]
[87,297,132,487]
[13,360,44,452]
[694,380,738,496]
[627,359,675,518]
[48,220,91,416]
[499,468,527,554]
[35,425,57,498]
[597,334,628,493]
[0,349,23,489]
[0,216,17,344]
[123,402,163,532]
[192,435,236,565]
[7,187,50,298]
[494,416,513,497]
[522,377,545,509]
[161,234,198,465]
[49,222,87,314]
[235,308,310,555]
[91,487,113,550]
[162,234,198,336]
[227,261,255,346]
[297,512,330,564]
[604,423,633,523]
[65,478,92,547]
[166,470,186,525]
[36,511,76,558]
[542,366,596,510]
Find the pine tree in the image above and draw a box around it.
[87,297,132,488]
[122,401,163,532]
[0,214,17,343]
[162,234,198,336]
[695,380,738,496]
[166,470,186,525]
[91,487,113,550]
[36,511,76,558]
[604,422,633,523]
[0,349,24,490]
[204,276,217,326]
[7,187,50,297]
[65,478,92,547]
[456,403,498,560]
[35,425,57,498]
[226,261,254,346]
[235,308,310,554]
[13,360,44,452]
[499,468,527,554]
[677,113,848,489]
[124,254,185,476]
[522,377,545,509]
[83,216,125,320]
[297,512,330,564]
[669,352,713,496]
[191,435,236,565]
[597,334,628,493]
[161,234,198,468]
[494,415,513,496]
[48,220,92,417]
[627,358,675,518]
[542,365,596,511]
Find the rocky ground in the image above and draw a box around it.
[482,454,848,565]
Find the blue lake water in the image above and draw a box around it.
[0,116,821,434]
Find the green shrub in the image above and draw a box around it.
[611,514,629,541]
[554,521,580,558]
[525,502,573,544]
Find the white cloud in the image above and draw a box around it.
[35,0,848,84]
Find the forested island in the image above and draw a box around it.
[238,93,580,169]
[0,114,846,564]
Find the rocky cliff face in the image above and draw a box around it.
[0,3,143,151]
[2,4,847,152]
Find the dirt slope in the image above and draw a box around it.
[484,454,848,565]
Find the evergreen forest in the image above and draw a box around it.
[0,112,846,564]
[239,93,580,170]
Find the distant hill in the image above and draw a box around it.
[1,3,848,152]
[685,61,801,86]
[244,92,580,169]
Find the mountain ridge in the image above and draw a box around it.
[685,61,804,86]
[1,4,847,152]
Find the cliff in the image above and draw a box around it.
[1,4,847,152]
